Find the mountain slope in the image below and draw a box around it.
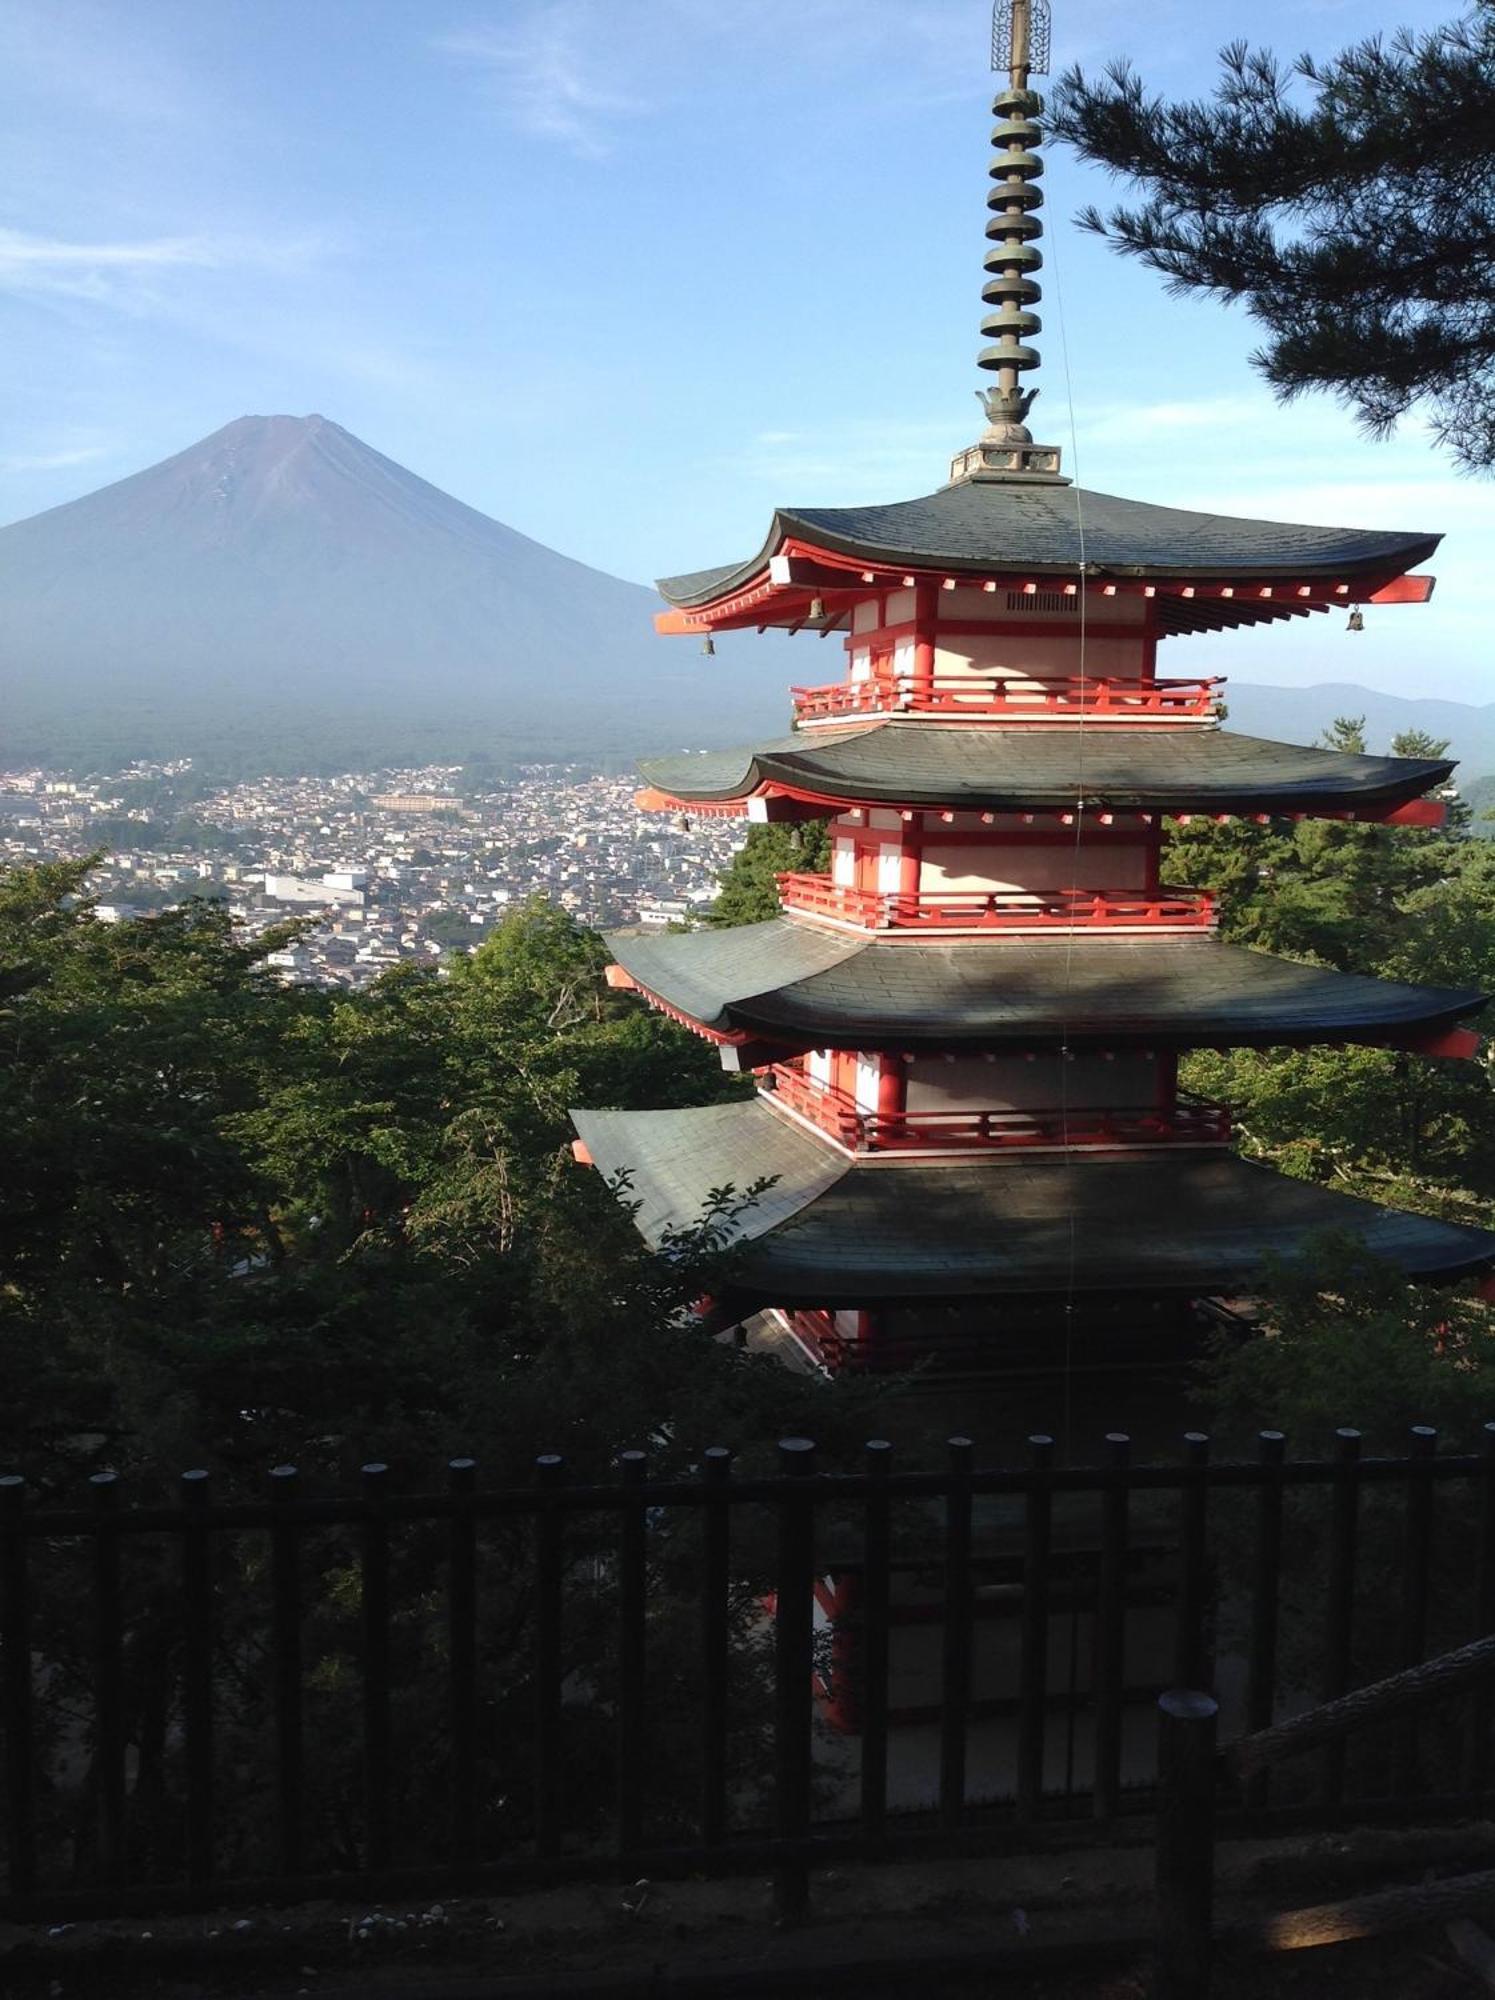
[0,415,788,771]
[1,417,1489,781]
[1223,681,1495,774]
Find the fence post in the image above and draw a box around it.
[773,1436,817,1924]
[1243,1431,1285,1811]
[91,1471,126,1886]
[0,1475,35,1901]
[1173,1434,1211,1692]
[1094,1433,1132,1821]
[940,1437,975,1830]
[180,1468,214,1891]
[1396,1425,1438,1797]
[615,1449,648,1863]
[533,1453,565,1859]
[269,1464,303,1879]
[700,1445,733,1850]
[1322,1428,1361,1806]
[1465,1423,1495,1795]
[361,1461,392,1873]
[1017,1434,1055,1822]
[447,1458,478,1864]
[859,1439,893,1846]
[1155,1689,1218,2000]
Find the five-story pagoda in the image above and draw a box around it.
[573,0,1495,1376]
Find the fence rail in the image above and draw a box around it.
[789,674,1223,724]
[2,1426,1495,1922]
[763,1064,1231,1154]
[775,871,1216,933]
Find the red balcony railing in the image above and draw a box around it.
[776,872,1215,932]
[790,675,1222,724]
[765,1064,1231,1153]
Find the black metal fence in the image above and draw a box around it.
[4,1423,1495,1921]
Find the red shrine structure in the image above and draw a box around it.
[572,0,1495,1377]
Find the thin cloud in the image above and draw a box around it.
[437,8,646,159]
[0,228,328,306]
[0,444,110,472]
[723,417,958,496]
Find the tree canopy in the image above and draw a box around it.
[1171,722,1495,1222]
[1049,8,1495,468]
[0,865,858,1493]
[706,820,829,928]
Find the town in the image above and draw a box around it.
[0,761,746,981]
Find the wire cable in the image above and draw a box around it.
[1048,213,1089,1466]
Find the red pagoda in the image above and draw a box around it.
[572,0,1495,1376]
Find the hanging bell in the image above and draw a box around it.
[700,634,716,656]
[808,595,826,621]
[1346,608,1365,633]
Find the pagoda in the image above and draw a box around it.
[572,0,1495,1376]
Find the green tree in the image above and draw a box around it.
[1050,9,1495,468]
[708,821,830,928]
[1170,720,1495,1209]
[1,862,891,1882]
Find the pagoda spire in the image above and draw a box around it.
[949,0,1065,485]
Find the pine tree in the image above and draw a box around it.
[1049,8,1495,468]
[707,821,830,928]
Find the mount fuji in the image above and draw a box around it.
[0,415,788,773]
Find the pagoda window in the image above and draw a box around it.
[807,1048,833,1091]
[853,1054,882,1115]
[932,627,1149,683]
[904,1052,1159,1115]
[831,838,858,888]
[918,841,1151,896]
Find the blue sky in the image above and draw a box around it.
[3,0,1490,702]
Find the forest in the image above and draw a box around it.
[5,720,1495,1883]
[2,718,1494,1507]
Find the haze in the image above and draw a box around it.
[2,0,1491,708]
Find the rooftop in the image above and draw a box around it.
[607,921,1485,1051]
[639,724,1453,816]
[657,483,1439,617]
[571,1098,1495,1304]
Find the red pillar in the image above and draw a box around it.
[876,1054,906,1143]
[898,813,923,916]
[913,582,936,701]
[1141,594,1159,684]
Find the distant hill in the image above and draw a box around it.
[0,415,790,774]
[1223,682,1495,781]
[1,420,1490,784]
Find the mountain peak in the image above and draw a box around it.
[0,415,785,770]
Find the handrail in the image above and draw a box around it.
[1157,1632,1495,1994]
[791,674,1222,723]
[1228,1630,1495,1781]
[776,871,1216,932]
[764,1064,1231,1152]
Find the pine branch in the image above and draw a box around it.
[1049,5,1495,468]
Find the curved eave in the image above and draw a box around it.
[638,725,1454,818]
[570,1100,1495,1304]
[607,923,1485,1053]
[656,491,1441,613]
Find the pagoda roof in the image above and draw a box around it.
[639,723,1452,816]
[657,484,1439,608]
[571,1099,1495,1303]
[607,921,1484,1052]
